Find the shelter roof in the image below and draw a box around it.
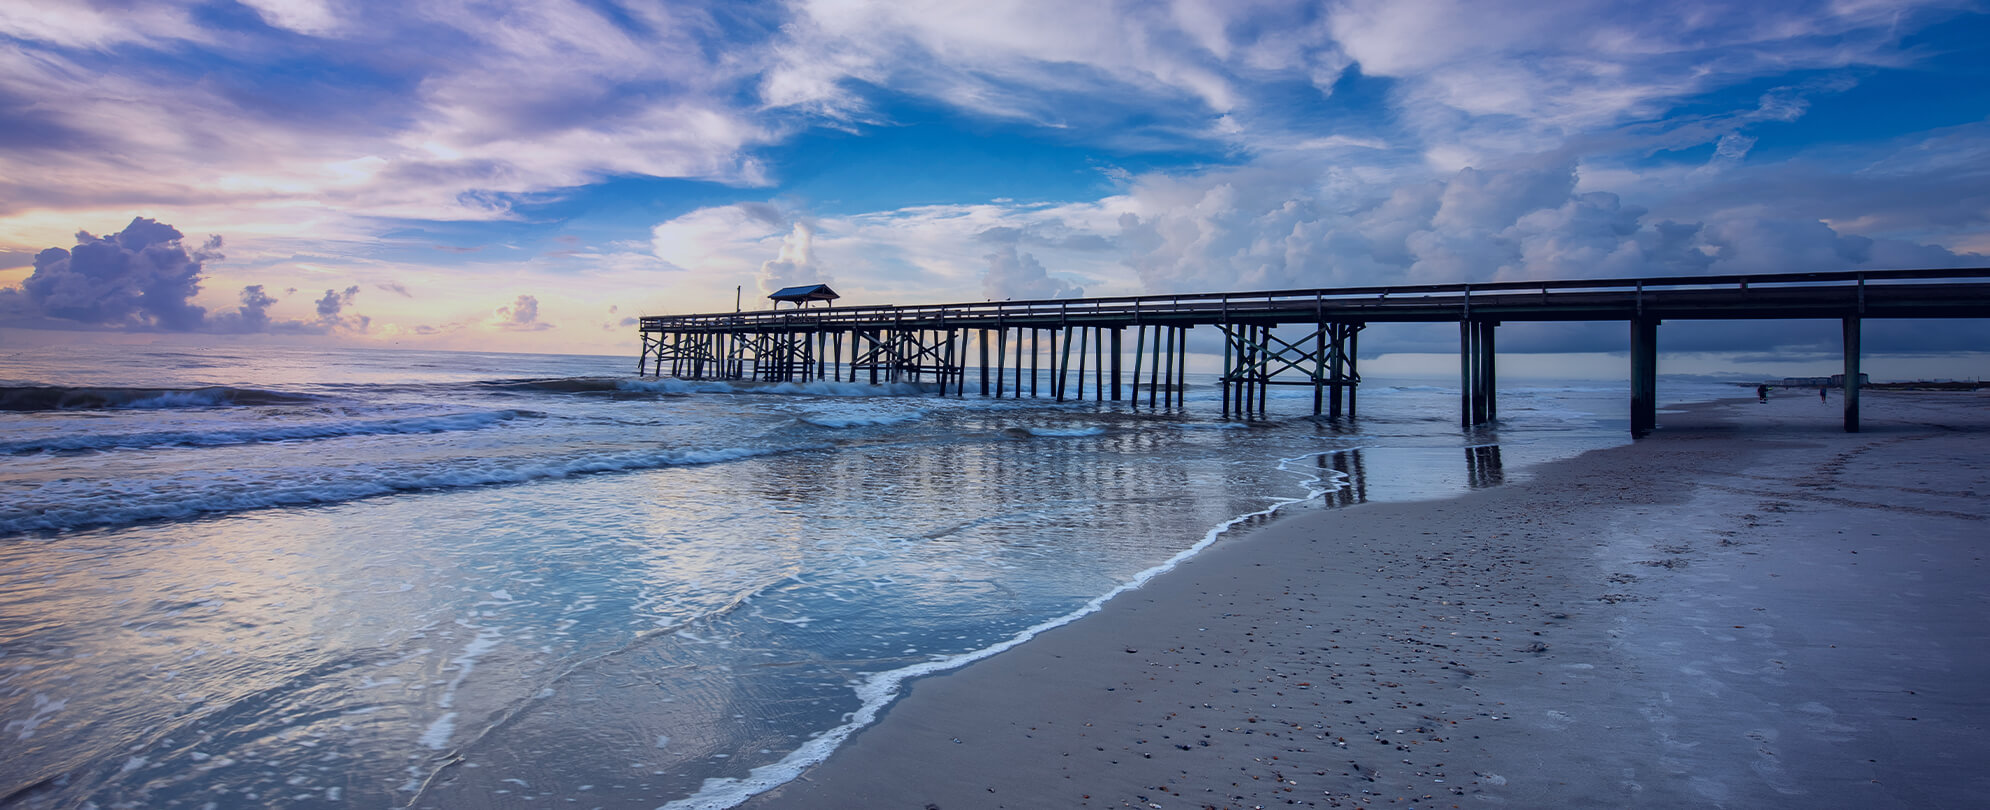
[768,284,839,303]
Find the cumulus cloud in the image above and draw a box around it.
[3,0,1971,325]
[208,284,280,333]
[315,285,357,317]
[758,221,833,294]
[1111,155,1980,295]
[982,245,1083,300]
[310,285,370,332]
[494,294,552,331]
[0,217,219,330]
[0,217,386,335]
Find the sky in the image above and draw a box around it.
[1,0,1986,374]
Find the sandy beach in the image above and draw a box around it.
[747,390,1990,809]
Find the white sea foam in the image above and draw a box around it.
[796,407,925,428]
[616,379,737,394]
[616,378,935,397]
[419,713,457,750]
[0,443,811,535]
[659,451,1349,810]
[761,380,935,397]
[0,410,532,455]
[5,694,67,740]
[436,626,502,710]
[1021,426,1105,437]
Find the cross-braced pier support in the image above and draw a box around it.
[849,328,968,390]
[639,330,742,380]
[1218,321,1363,417]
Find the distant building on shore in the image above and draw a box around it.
[1777,374,1869,387]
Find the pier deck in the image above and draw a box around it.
[638,268,1990,434]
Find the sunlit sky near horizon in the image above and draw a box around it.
[2,0,1986,372]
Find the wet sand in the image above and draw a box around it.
[746,391,1990,809]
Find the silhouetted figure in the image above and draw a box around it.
[1820,385,1829,402]
[1757,384,1769,402]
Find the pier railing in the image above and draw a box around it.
[640,267,1990,332]
[637,267,1990,434]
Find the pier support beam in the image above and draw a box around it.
[1629,317,1659,438]
[995,329,1008,396]
[978,330,990,395]
[1110,329,1123,400]
[1843,317,1862,433]
[1219,322,1362,418]
[1459,320,1499,427]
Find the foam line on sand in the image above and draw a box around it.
[744,391,1990,809]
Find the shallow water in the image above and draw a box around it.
[0,344,1734,808]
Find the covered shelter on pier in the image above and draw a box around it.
[768,284,839,309]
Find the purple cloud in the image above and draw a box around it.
[1,217,221,331]
[495,294,553,331]
[208,284,280,333]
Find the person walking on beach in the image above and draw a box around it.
[1821,385,1829,402]
[1757,384,1770,403]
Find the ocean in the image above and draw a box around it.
[0,343,1732,808]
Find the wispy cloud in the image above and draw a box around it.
[1,0,1982,357]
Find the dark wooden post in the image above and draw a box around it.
[1843,317,1861,433]
[1348,326,1359,417]
[1147,326,1161,407]
[1098,324,1114,398]
[1460,321,1475,427]
[1221,326,1234,417]
[1174,327,1185,406]
[1131,324,1146,405]
[1257,326,1270,413]
[1630,317,1658,437]
[995,328,1007,397]
[1314,325,1327,415]
[1329,325,1344,417]
[1110,328,1123,401]
[1058,326,1075,401]
[1075,326,1088,400]
[1011,327,1023,396]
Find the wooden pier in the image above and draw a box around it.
[639,268,1990,435]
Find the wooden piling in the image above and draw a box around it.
[1094,327,1105,400]
[1057,326,1075,401]
[1075,326,1088,400]
[995,328,1008,397]
[1130,324,1146,406]
[1843,316,1861,433]
[1629,317,1658,437]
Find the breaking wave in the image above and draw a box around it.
[0,410,537,455]
[0,385,321,411]
[483,377,940,397]
[0,444,812,536]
